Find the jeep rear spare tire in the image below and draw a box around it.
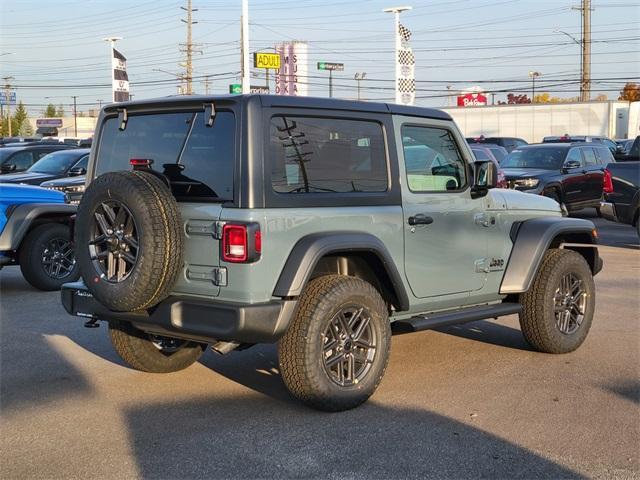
[75,171,183,312]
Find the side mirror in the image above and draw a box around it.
[470,160,497,199]
[68,166,86,176]
[1,163,16,173]
[562,159,581,172]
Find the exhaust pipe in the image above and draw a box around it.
[211,340,240,355]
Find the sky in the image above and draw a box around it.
[1,0,639,116]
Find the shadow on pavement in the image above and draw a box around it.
[606,379,640,405]
[123,396,582,479]
[433,319,534,351]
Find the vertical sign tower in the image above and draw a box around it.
[384,6,414,105]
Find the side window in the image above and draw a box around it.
[9,151,34,170]
[594,146,613,164]
[566,148,583,165]
[73,155,89,170]
[402,125,467,192]
[583,148,598,166]
[270,116,387,193]
[35,150,51,160]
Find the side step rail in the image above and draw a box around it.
[393,302,522,334]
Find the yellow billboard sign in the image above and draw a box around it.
[254,52,281,69]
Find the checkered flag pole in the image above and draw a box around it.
[396,23,415,105]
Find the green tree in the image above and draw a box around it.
[12,101,32,135]
[43,103,57,117]
[56,104,65,117]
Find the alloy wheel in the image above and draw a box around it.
[41,237,76,279]
[553,272,587,335]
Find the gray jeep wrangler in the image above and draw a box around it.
[61,95,602,411]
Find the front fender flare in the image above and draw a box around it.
[273,231,410,311]
[0,203,77,251]
[500,216,598,294]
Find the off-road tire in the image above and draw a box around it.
[76,171,183,312]
[19,223,79,291]
[520,249,595,354]
[278,275,391,412]
[108,320,205,373]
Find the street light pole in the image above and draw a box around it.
[383,6,412,105]
[354,72,366,101]
[528,71,540,103]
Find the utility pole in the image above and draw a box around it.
[97,99,103,110]
[2,76,14,137]
[71,95,78,137]
[180,0,199,95]
[581,0,591,101]
[446,85,452,107]
[203,75,211,95]
[241,0,250,94]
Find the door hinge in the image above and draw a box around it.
[186,220,226,239]
[186,266,227,286]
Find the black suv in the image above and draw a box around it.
[0,144,74,174]
[466,136,528,153]
[501,142,614,211]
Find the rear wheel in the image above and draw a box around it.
[520,249,595,353]
[108,320,206,373]
[19,223,79,291]
[278,275,391,412]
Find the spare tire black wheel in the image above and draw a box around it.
[75,171,183,312]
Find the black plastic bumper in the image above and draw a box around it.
[61,282,296,344]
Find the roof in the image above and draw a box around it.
[103,94,452,121]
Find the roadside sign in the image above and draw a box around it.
[317,62,344,71]
[250,85,269,94]
[36,118,63,128]
[254,52,281,70]
[229,84,242,94]
[0,91,17,105]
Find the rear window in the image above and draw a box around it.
[96,111,235,200]
[594,146,613,163]
[270,116,388,193]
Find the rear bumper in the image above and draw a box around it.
[599,201,617,223]
[61,282,296,344]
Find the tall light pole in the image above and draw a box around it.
[528,71,540,103]
[383,5,412,105]
[354,72,366,100]
[241,0,250,94]
[2,76,14,137]
[71,95,78,137]
[103,37,122,103]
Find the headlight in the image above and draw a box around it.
[43,184,85,193]
[514,178,539,188]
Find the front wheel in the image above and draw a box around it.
[278,275,391,412]
[19,223,79,291]
[519,249,595,353]
[108,320,206,373]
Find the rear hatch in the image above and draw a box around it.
[92,107,237,297]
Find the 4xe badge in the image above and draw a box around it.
[489,257,505,271]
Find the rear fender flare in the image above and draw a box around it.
[273,231,410,311]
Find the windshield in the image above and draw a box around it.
[28,151,84,174]
[487,147,507,162]
[501,147,568,169]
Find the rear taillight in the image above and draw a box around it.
[603,168,614,194]
[221,223,261,263]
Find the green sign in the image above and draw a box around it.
[317,62,344,71]
[229,84,242,94]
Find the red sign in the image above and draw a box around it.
[457,93,487,107]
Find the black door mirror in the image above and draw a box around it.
[562,160,581,172]
[470,160,497,199]
[1,163,16,173]
[68,166,86,176]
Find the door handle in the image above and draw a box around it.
[408,214,434,226]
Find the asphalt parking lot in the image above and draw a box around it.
[1,211,638,479]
